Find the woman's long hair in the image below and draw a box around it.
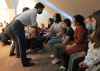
[74,15,87,30]
[93,10,100,48]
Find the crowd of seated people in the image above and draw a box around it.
[45,13,88,71]
[44,11,100,71]
[0,7,100,71]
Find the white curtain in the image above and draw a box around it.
[12,0,19,15]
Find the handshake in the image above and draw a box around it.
[25,26,37,39]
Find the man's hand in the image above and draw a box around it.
[29,27,37,38]
[25,26,37,39]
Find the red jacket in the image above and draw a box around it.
[66,26,88,54]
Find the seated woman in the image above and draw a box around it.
[65,15,88,54]
[60,15,88,70]
[79,10,100,71]
[85,15,96,35]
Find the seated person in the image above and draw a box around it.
[85,15,96,34]
[26,26,46,53]
[59,15,88,70]
[79,33,100,71]
[51,18,74,64]
[62,18,74,44]
[48,13,63,37]
[79,11,100,71]
[65,15,88,54]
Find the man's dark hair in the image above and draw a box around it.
[35,2,45,9]
[54,13,62,23]
[23,7,30,12]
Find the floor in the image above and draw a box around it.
[0,47,58,71]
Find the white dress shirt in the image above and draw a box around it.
[16,8,37,27]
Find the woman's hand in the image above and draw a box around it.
[79,62,88,69]
[72,43,77,47]
[66,43,76,48]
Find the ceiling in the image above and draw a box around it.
[0,0,99,24]
[44,0,100,17]
[4,0,100,17]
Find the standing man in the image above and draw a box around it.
[8,2,45,67]
[9,7,30,57]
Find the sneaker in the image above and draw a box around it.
[22,62,35,67]
[59,65,66,71]
[16,55,21,58]
[51,58,60,64]
[25,58,32,61]
[9,53,16,56]
[50,54,55,58]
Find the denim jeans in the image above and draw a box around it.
[10,20,28,63]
